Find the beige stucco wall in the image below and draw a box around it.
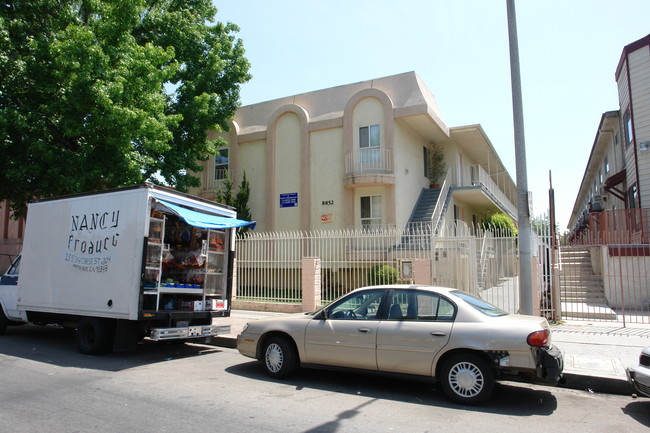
[238,139,267,231]
[310,128,345,229]
[274,112,303,231]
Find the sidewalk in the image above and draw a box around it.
[211,311,650,396]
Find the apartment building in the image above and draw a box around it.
[568,33,650,240]
[191,72,517,234]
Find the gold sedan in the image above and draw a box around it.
[236,285,563,405]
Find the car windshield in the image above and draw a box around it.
[450,290,508,317]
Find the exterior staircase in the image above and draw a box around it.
[395,188,441,251]
[409,188,441,225]
[559,247,617,320]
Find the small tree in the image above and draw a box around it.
[427,141,446,185]
[216,170,252,233]
[367,264,398,285]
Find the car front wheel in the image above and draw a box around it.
[440,353,494,404]
[262,336,298,379]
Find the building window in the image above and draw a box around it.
[360,195,382,230]
[599,169,602,184]
[627,185,638,209]
[423,146,429,178]
[215,147,229,180]
[359,125,380,165]
[623,108,633,146]
[604,155,609,173]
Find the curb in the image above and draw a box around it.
[206,335,635,396]
[560,372,634,396]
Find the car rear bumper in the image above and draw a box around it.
[537,345,563,384]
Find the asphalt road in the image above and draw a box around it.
[1,325,649,433]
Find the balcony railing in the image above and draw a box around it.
[460,165,517,218]
[200,168,233,191]
[345,148,393,176]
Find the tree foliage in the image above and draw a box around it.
[0,0,251,215]
[483,212,518,237]
[215,170,252,233]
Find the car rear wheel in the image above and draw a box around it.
[262,336,297,379]
[440,353,494,405]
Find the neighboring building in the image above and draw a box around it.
[191,72,517,234]
[568,33,650,240]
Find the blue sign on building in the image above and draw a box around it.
[280,192,298,208]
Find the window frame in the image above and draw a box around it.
[360,195,383,230]
[214,147,229,180]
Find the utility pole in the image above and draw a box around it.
[506,0,533,315]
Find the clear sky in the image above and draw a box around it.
[213,0,650,231]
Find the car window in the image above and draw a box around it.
[450,290,507,317]
[6,256,20,276]
[328,289,385,320]
[386,289,456,321]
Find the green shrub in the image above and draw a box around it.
[367,264,398,285]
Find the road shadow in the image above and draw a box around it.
[226,361,559,416]
[622,400,650,427]
[0,324,224,371]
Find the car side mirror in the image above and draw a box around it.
[314,310,327,320]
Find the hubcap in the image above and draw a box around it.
[448,361,484,397]
[265,343,283,373]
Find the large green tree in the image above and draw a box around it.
[0,0,250,215]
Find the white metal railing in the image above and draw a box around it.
[345,148,393,175]
[431,170,451,234]
[236,224,523,311]
[461,165,517,218]
[200,168,233,191]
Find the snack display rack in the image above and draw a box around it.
[142,213,229,313]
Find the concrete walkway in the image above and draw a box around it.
[211,311,650,396]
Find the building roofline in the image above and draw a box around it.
[615,33,650,80]
[568,110,620,228]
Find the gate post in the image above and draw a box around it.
[413,259,432,285]
[302,257,321,312]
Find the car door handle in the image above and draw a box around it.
[430,331,447,337]
[358,328,372,333]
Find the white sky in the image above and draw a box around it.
[213,0,650,231]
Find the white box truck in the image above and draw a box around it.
[0,184,255,354]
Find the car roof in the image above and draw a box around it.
[354,285,458,295]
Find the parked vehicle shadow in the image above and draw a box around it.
[622,400,650,427]
[226,361,559,415]
[0,324,223,371]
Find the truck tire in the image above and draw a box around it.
[0,306,8,335]
[76,317,112,355]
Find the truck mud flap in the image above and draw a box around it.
[149,324,231,341]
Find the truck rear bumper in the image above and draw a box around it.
[149,324,231,340]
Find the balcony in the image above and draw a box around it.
[344,148,395,187]
[454,164,517,219]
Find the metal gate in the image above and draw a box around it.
[562,209,650,324]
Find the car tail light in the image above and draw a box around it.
[527,329,550,347]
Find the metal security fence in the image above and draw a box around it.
[235,222,526,313]
[434,221,521,313]
[561,209,650,324]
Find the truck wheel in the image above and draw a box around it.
[440,353,494,405]
[262,336,298,379]
[76,317,112,355]
[0,307,8,335]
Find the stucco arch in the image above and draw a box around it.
[266,104,311,231]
